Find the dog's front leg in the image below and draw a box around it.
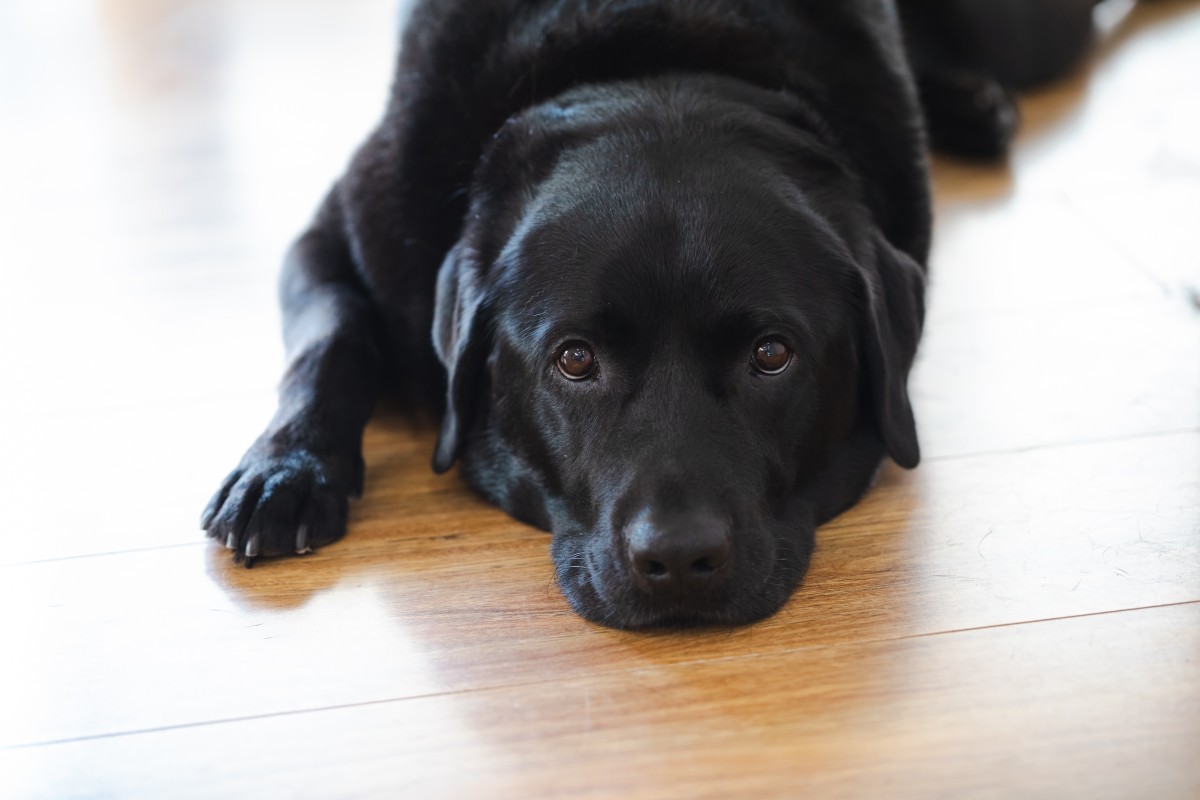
[202,196,381,564]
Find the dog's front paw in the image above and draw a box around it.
[201,448,359,565]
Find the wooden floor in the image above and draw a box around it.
[2,1,1198,797]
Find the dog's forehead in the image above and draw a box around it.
[495,151,856,342]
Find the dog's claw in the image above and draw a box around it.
[202,450,351,562]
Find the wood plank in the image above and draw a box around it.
[922,193,1164,320]
[5,602,1197,799]
[1061,179,1200,299]
[2,429,1195,748]
[911,301,1199,458]
[1014,0,1200,196]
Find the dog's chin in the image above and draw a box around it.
[554,545,810,631]
[559,578,795,630]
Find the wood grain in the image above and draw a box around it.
[2,0,1199,797]
[2,428,1195,751]
[4,603,1198,799]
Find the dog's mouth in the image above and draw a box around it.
[613,610,740,631]
[553,529,811,630]
[558,575,735,629]
[561,574,790,630]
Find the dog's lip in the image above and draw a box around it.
[568,565,783,629]
[584,565,743,629]
[620,607,740,630]
[555,515,808,629]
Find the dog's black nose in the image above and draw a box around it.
[626,514,732,595]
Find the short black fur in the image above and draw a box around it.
[203,0,1105,628]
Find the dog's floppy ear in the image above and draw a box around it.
[431,241,491,474]
[857,231,927,469]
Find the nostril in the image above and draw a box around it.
[625,511,733,592]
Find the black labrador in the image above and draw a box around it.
[202,0,1105,628]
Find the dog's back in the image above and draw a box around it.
[899,0,1100,89]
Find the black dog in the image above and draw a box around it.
[203,0,1104,628]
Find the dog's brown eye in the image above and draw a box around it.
[557,342,596,380]
[752,339,791,375]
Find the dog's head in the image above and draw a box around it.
[431,79,925,629]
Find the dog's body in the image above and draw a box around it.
[203,0,1104,628]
